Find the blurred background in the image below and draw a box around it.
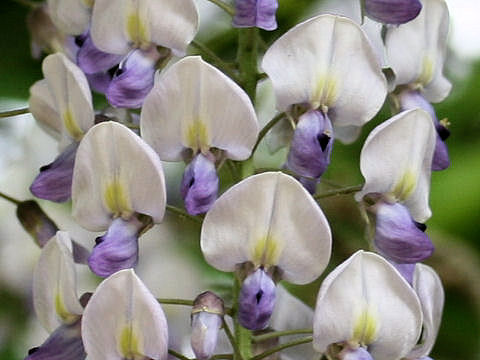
[0,0,479,359]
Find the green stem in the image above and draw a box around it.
[222,317,242,359]
[232,276,251,360]
[250,336,313,360]
[11,0,38,8]
[212,355,234,360]
[313,184,363,200]
[237,28,259,103]
[205,0,235,16]
[166,205,203,225]
[157,298,194,306]
[0,107,30,118]
[0,191,21,205]
[226,160,241,182]
[252,329,313,343]
[190,40,239,82]
[123,122,140,130]
[254,168,316,181]
[168,349,191,360]
[250,112,285,156]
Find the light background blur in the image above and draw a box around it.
[0,0,479,359]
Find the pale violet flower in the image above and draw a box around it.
[201,172,331,330]
[313,251,423,360]
[72,121,166,277]
[29,53,95,202]
[262,15,387,190]
[141,56,258,215]
[81,269,168,360]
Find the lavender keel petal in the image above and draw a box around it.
[364,0,422,25]
[341,347,374,360]
[233,0,279,31]
[77,33,123,74]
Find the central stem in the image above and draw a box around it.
[237,28,259,103]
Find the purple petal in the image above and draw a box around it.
[286,110,334,180]
[106,48,159,109]
[77,33,123,74]
[88,216,145,278]
[399,90,450,171]
[181,153,219,216]
[86,72,113,94]
[191,312,222,360]
[238,268,276,330]
[364,0,422,25]
[25,321,85,360]
[389,260,416,285]
[374,202,434,263]
[299,176,319,195]
[30,142,78,202]
[16,200,58,247]
[233,0,279,31]
[341,347,374,360]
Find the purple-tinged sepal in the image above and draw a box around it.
[30,142,78,202]
[286,110,334,180]
[191,291,225,360]
[16,200,58,248]
[86,72,113,94]
[239,268,276,330]
[340,347,374,360]
[25,320,85,360]
[233,0,279,31]
[106,48,161,109]
[364,0,422,25]
[181,153,219,216]
[88,216,149,278]
[373,202,434,263]
[77,33,123,75]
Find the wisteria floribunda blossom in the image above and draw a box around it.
[363,0,422,25]
[262,15,387,192]
[233,0,279,31]
[385,0,451,170]
[141,56,258,215]
[356,109,436,281]
[201,172,331,330]
[26,231,86,360]
[71,121,166,277]
[29,53,94,202]
[81,269,169,360]
[313,251,423,360]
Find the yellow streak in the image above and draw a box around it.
[392,169,417,201]
[185,120,210,154]
[311,72,339,110]
[104,180,132,218]
[63,108,84,141]
[352,305,378,346]
[55,292,79,324]
[416,56,435,87]
[127,13,149,49]
[119,326,140,360]
[251,235,282,268]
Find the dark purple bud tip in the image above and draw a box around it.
[364,0,422,25]
[88,216,146,278]
[16,200,58,247]
[340,347,373,360]
[181,153,219,216]
[77,32,123,74]
[24,321,85,360]
[233,0,279,31]
[30,142,78,203]
[238,268,276,330]
[106,48,160,109]
[286,110,334,180]
[374,202,434,264]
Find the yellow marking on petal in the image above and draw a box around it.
[119,326,141,360]
[185,120,210,154]
[391,169,417,201]
[82,0,94,8]
[416,56,435,87]
[104,180,133,218]
[251,235,282,268]
[127,12,150,49]
[311,72,339,110]
[352,304,379,346]
[55,291,79,324]
[63,108,84,141]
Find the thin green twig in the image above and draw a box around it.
[157,298,194,306]
[205,0,235,16]
[0,191,21,205]
[250,336,313,360]
[166,205,203,225]
[222,317,242,360]
[250,112,285,156]
[252,329,313,343]
[0,107,30,118]
[314,184,363,200]
[11,0,38,8]
[168,349,191,360]
[190,40,239,82]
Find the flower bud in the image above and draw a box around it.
[239,268,276,330]
[16,200,58,248]
[233,0,279,31]
[191,291,224,360]
[364,0,422,25]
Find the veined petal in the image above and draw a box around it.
[385,0,451,102]
[407,264,444,359]
[72,121,166,231]
[42,53,95,144]
[141,56,258,161]
[233,0,279,31]
[262,14,387,127]
[201,172,331,284]
[90,0,198,55]
[364,0,422,25]
[33,231,83,333]
[82,269,168,360]
[29,79,62,141]
[47,0,92,36]
[356,109,436,222]
[313,251,422,360]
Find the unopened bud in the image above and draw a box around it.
[16,200,58,248]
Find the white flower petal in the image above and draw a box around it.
[91,0,198,55]
[313,251,422,360]
[385,0,451,102]
[141,56,259,161]
[333,124,363,144]
[82,269,168,360]
[42,53,95,146]
[33,231,83,333]
[201,172,331,284]
[29,79,62,141]
[47,0,92,35]
[262,14,387,127]
[356,109,436,222]
[72,121,166,231]
[408,264,444,359]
